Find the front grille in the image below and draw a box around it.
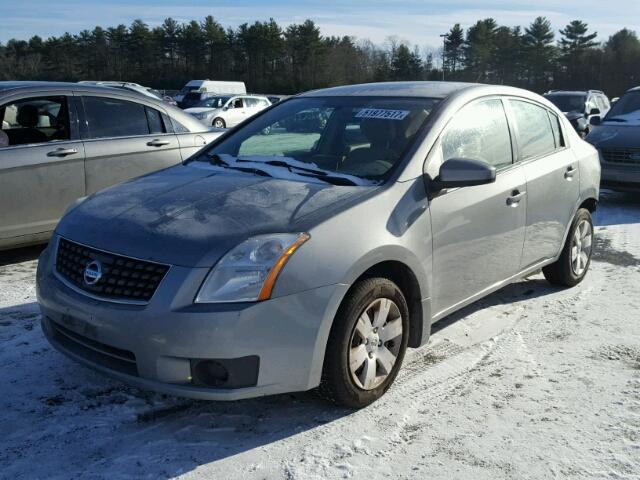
[50,319,138,377]
[56,238,169,303]
[601,148,640,165]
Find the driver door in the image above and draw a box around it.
[428,98,527,318]
[225,97,247,127]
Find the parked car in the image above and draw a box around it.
[175,80,246,106]
[0,81,223,250]
[267,95,289,104]
[586,86,640,191]
[544,90,610,137]
[78,81,177,106]
[184,95,271,128]
[37,81,600,408]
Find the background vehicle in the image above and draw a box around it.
[586,86,640,191]
[544,90,610,137]
[0,81,222,250]
[37,82,600,409]
[184,95,271,128]
[175,80,246,106]
[78,81,177,105]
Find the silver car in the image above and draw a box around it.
[0,81,222,250]
[184,95,271,129]
[36,82,600,408]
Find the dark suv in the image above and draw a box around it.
[544,90,610,137]
[586,86,640,191]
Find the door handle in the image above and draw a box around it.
[506,190,526,207]
[147,139,171,147]
[47,147,78,157]
[564,165,577,179]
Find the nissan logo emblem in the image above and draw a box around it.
[83,260,103,285]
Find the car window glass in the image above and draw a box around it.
[606,91,640,117]
[233,98,244,109]
[510,100,556,161]
[244,98,258,108]
[145,107,165,134]
[83,97,149,139]
[441,99,513,170]
[171,117,190,134]
[0,96,70,147]
[548,112,565,149]
[200,96,438,182]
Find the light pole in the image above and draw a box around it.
[439,34,447,81]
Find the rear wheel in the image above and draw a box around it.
[543,208,594,286]
[318,278,409,408]
[212,118,226,129]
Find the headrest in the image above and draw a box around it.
[17,104,39,128]
[360,118,397,144]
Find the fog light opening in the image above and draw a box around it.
[192,360,229,387]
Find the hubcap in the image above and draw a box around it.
[348,298,403,391]
[571,219,593,276]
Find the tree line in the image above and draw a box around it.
[1,15,639,97]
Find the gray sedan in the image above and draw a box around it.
[36,81,600,408]
[0,81,222,250]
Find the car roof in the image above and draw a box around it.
[628,86,640,92]
[544,91,588,96]
[298,81,482,99]
[0,81,143,96]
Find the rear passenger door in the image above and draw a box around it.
[77,94,181,194]
[0,93,85,244]
[507,99,580,268]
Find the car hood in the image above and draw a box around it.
[184,107,219,115]
[564,111,585,121]
[586,121,640,149]
[56,164,376,267]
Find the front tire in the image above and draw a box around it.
[318,278,409,408]
[543,208,594,286]
[212,118,226,129]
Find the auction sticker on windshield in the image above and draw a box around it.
[355,108,410,120]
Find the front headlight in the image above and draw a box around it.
[195,233,310,303]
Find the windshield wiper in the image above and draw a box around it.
[236,157,360,186]
[207,153,272,177]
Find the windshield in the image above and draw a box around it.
[605,91,640,120]
[179,85,200,95]
[545,94,586,113]
[197,96,231,108]
[192,96,439,184]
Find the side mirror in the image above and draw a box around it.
[589,116,602,126]
[589,107,601,116]
[430,158,496,191]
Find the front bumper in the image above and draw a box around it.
[600,162,640,191]
[36,242,348,400]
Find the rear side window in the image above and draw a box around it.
[441,99,513,170]
[145,107,165,134]
[510,100,556,161]
[83,97,149,139]
[549,112,565,149]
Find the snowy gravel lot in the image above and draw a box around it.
[1,190,639,480]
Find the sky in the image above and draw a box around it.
[0,0,637,49]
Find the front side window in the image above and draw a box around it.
[0,96,70,147]
[193,96,439,183]
[83,97,149,139]
[441,99,513,170]
[198,97,229,109]
[510,100,556,161]
[232,98,244,109]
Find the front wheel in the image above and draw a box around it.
[543,208,594,286]
[318,278,409,408]
[212,118,226,129]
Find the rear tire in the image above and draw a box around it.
[212,118,226,129]
[543,208,594,287]
[318,278,409,408]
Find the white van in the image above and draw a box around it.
[175,80,247,107]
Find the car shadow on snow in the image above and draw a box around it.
[594,189,640,227]
[0,243,45,267]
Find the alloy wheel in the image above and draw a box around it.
[348,298,403,390]
[571,219,593,276]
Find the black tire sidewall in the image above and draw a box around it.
[557,208,594,286]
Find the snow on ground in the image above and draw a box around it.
[1,190,639,480]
